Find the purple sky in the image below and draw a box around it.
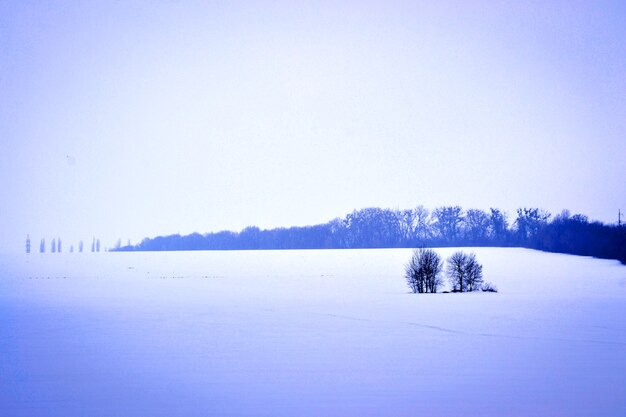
[1,1,625,252]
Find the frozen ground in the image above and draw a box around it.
[1,248,625,416]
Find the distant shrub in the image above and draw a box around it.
[481,282,498,292]
[405,248,443,293]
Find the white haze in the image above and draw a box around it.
[1,1,626,253]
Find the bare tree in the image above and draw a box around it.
[446,251,468,292]
[446,251,483,292]
[464,209,490,244]
[405,248,443,293]
[464,253,483,291]
[406,254,423,294]
[397,205,432,243]
[514,208,551,242]
[413,205,432,242]
[432,206,464,243]
[488,208,509,244]
[399,209,416,242]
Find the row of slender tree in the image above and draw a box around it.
[116,205,626,264]
[31,237,101,253]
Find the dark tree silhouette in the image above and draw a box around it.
[51,238,56,253]
[398,209,416,242]
[446,251,483,292]
[411,205,432,243]
[345,208,403,248]
[447,251,468,292]
[40,238,45,253]
[488,208,509,245]
[464,209,490,244]
[464,253,483,291]
[406,253,424,294]
[405,248,443,293]
[514,208,550,243]
[432,206,464,243]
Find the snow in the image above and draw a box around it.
[1,248,625,416]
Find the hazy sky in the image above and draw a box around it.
[1,1,625,253]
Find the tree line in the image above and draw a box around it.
[116,206,626,264]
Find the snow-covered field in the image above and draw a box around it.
[1,248,625,416]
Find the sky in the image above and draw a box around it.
[1,0,625,253]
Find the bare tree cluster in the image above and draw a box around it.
[406,249,494,293]
[405,248,444,293]
[446,251,483,292]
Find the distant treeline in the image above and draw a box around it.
[116,206,626,264]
